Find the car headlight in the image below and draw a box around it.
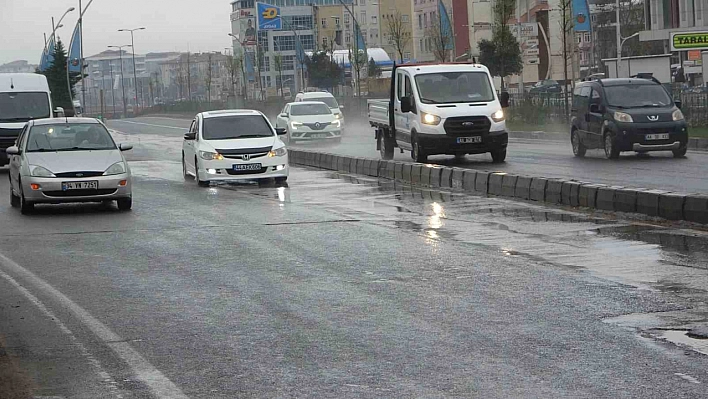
[199,151,224,160]
[268,147,288,157]
[103,161,126,176]
[333,119,341,128]
[614,111,633,123]
[30,165,55,177]
[672,109,684,121]
[290,121,303,130]
[334,113,342,119]
[421,112,441,125]
[491,109,505,122]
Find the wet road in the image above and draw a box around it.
[0,117,707,397]
[109,116,708,194]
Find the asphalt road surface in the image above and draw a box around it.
[0,117,707,398]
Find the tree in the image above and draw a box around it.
[349,46,366,97]
[384,10,411,62]
[305,51,343,90]
[273,53,284,98]
[478,0,522,88]
[39,39,81,114]
[176,58,186,100]
[205,53,214,103]
[427,14,453,62]
[368,57,381,79]
[558,0,573,120]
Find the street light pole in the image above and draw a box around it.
[108,45,132,118]
[617,32,640,78]
[119,27,146,112]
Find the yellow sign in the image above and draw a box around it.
[671,32,708,51]
[262,7,277,19]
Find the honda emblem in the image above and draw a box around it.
[242,154,251,161]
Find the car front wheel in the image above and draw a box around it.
[604,133,620,159]
[19,181,34,215]
[572,130,586,157]
[195,158,210,187]
[673,145,688,158]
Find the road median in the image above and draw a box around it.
[289,149,707,225]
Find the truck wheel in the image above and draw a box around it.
[571,130,586,157]
[379,130,394,160]
[490,149,507,163]
[604,133,620,159]
[411,135,427,163]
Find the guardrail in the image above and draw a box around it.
[288,149,708,225]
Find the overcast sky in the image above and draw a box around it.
[0,0,234,65]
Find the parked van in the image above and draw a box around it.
[0,73,55,166]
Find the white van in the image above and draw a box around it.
[294,91,344,124]
[0,73,55,166]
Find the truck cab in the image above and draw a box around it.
[0,73,54,166]
[369,63,509,163]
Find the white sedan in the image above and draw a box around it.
[275,101,341,143]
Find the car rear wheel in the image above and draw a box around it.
[572,130,586,157]
[411,134,427,163]
[117,197,132,211]
[673,145,688,158]
[195,158,209,187]
[491,149,507,163]
[379,130,394,160]
[604,133,620,159]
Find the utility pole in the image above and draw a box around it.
[108,45,132,117]
[516,1,523,94]
[615,0,621,78]
[187,52,192,101]
[109,61,116,116]
[118,27,146,111]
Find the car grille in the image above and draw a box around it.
[55,171,105,178]
[43,189,117,197]
[0,127,22,137]
[217,146,272,160]
[303,122,331,130]
[226,167,268,175]
[444,116,491,137]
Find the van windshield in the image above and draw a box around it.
[605,84,673,108]
[307,96,338,108]
[415,72,495,104]
[0,92,51,122]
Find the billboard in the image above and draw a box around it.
[572,0,591,32]
[257,3,281,30]
[671,32,708,51]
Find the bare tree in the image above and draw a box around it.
[186,52,192,101]
[427,15,452,62]
[176,59,186,100]
[384,10,411,62]
[205,53,214,103]
[273,53,284,98]
[558,0,572,120]
[348,45,367,98]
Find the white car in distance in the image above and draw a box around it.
[182,110,289,186]
[276,102,341,143]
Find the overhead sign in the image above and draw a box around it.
[510,23,538,38]
[524,48,540,56]
[525,38,539,47]
[257,2,281,30]
[671,32,708,51]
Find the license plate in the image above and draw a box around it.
[311,134,328,138]
[646,133,669,140]
[233,163,262,171]
[457,136,482,144]
[62,181,98,191]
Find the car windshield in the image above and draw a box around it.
[26,123,116,152]
[605,84,673,108]
[307,96,338,108]
[415,72,495,104]
[0,92,51,122]
[290,103,332,116]
[202,115,273,139]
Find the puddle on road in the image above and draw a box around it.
[660,330,708,356]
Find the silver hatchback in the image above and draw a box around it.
[7,118,133,214]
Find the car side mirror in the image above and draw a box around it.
[675,100,682,109]
[400,96,412,113]
[280,113,288,118]
[5,146,20,155]
[339,105,344,110]
[499,92,510,108]
[184,132,196,140]
[275,128,287,136]
[119,143,133,151]
[54,107,65,117]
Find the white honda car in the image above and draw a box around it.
[275,101,341,143]
[181,110,289,186]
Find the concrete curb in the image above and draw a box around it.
[509,130,708,152]
[289,149,707,225]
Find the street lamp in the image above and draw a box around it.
[118,27,146,112]
[108,44,132,118]
[48,7,75,46]
[617,32,640,78]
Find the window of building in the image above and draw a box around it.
[402,14,409,23]
[418,14,423,30]
[404,52,411,60]
[371,28,378,39]
[283,15,313,30]
[584,32,591,42]
[274,35,296,51]
[283,55,295,70]
[361,11,367,23]
[419,39,424,52]
[322,36,329,47]
[429,11,434,23]
[360,0,365,4]
[333,16,340,26]
[344,13,350,24]
[372,15,377,24]
[260,55,270,72]
[424,13,428,28]
[300,34,315,50]
[346,31,352,44]
[266,75,272,87]
[258,31,269,50]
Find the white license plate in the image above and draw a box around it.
[311,134,328,138]
[646,133,669,140]
[457,136,482,144]
[62,181,98,191]
[233,163,262,171]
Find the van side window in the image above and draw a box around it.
[397,72,404,100]
[579,86,591,109]
[590,88,602,104]
[404,75,413,98]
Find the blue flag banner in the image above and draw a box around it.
[257,3,282,30]
[438,0,454,50]
[295,36,306,71]
[68,23,82,73]
[40,37,56,71]
[354,23,366,54]
[245,50,255,82]
[573,0,591,32]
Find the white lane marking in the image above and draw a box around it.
[675,373,701,384]
[0,252,189,399]
[0,270,123,399]
[110,120,187,130]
